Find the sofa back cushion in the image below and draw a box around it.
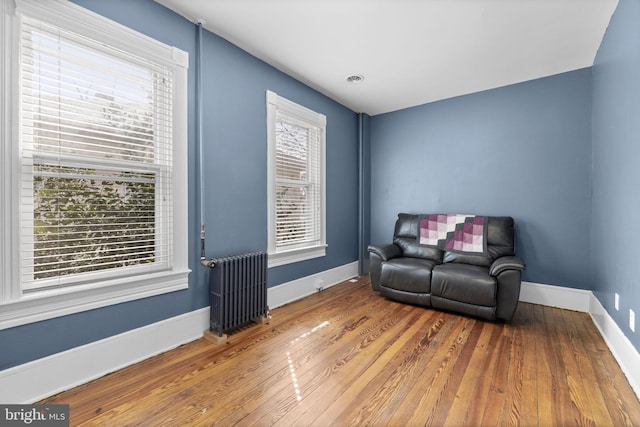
[393,213,515,266]
[393,213,443,262]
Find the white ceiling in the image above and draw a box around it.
[155,0,618,116]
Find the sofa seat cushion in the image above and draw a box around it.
[380,258,438,293]
[431,264,496,307]
[379,286,431,307]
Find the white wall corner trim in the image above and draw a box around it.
[520,281,640,400]
[0,307,210,404]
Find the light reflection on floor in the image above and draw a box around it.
[286,351,302,402]
[286,321,330,402]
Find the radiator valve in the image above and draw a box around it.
[200,258,216,268]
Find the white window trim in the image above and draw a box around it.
[0,0,190,330]
[266,90,327,268]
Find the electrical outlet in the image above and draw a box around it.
[630,309,635,333]
[615,293,620,311]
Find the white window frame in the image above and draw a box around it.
[266,90,327,268]
[0,0,190,330]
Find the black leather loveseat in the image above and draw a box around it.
[368,213,525,321]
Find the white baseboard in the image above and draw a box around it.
[520,281,592,312]
[521,281,640,400]
[589,296,640,401]
[267,261,359,309]
[0,307,210,404]
[2,270,637,405]
[0,261,359,404]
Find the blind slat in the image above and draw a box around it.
[19,15,174,289]
[274,111,321,248]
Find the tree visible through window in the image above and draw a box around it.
[33,166,156,280]
[1,0,188,329]
[20,15,172,290]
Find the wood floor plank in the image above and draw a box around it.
[79,281,382,426]
[561,307,614,425]
[497,319,525,426]
[530,303,554,427]
[518,301,540,427]
[536,304,576,425]
[239,304,418,425]
[377,315,476,425]
[422,317,486,427]
[289,307,441,426]
[478,321,512,427]
[441,320,498,426]
[39,277,640,426]
[210,286,409,425]
[323,309,455,426]
[573,308,640,426]
[141,282,394,426]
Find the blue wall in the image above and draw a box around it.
[370,70,593,289]
[3,0,638,372]
[592,0,640,352]
[195,9,359,287]
[0,0,359,370]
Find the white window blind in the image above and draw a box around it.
[19,16,173,291]
[1,0,188,330]
[267,91,326,267]
[275,113,322,249]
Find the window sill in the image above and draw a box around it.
[0,269,190,330]
[268,245,327,268]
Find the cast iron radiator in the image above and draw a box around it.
[207,251,268,336]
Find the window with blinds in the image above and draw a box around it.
[267,91,326,267]
[1,0,188,329]
[18,15,173,291]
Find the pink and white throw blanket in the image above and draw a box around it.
[418,214,488,255]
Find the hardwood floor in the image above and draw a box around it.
[42,277,640,426]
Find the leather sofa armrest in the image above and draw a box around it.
[489,256,525,276]
[368,244,402,261]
